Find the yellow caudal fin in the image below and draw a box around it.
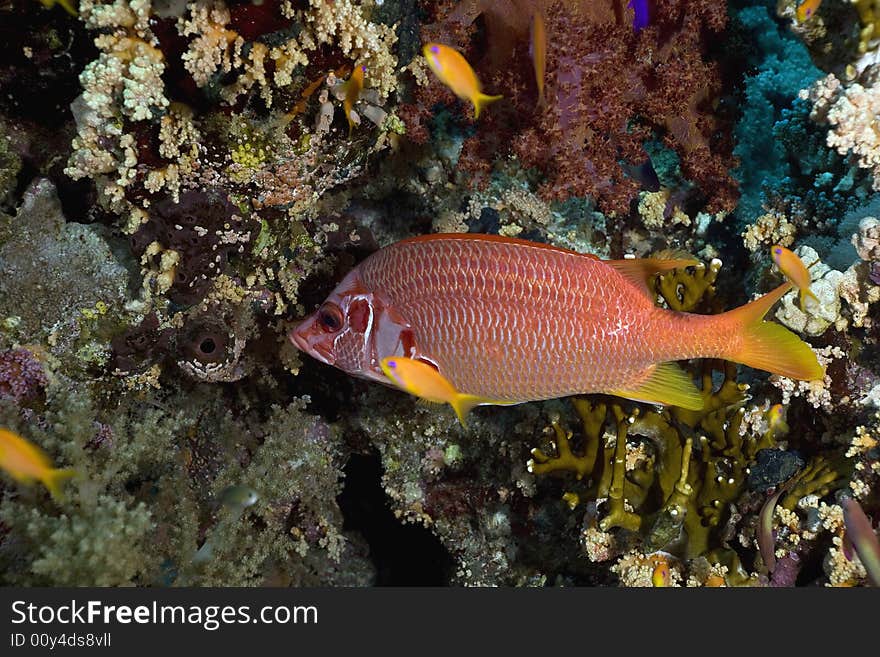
[42,467,75,502]
[473,93,503,119]
[724,283,824,380]
[450,394,519,428]
[609,362,704,410]
[799,288,820,312]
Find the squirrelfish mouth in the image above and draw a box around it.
[289,329,335,365]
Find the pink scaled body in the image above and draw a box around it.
[291,234,821,410]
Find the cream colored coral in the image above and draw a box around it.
[742,209,797,252]
[180,0,397,108]
[803,73,880,189]
[179,1,241,86]
[581,525,616,562]
[638,189,691,230]
[853,216,880,261]
[500,188,553,226]
[300,0,398,99]
[80,0,153,36]
[65,3,178,203]
[770,345,844,411]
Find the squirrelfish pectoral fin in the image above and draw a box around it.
[606,257,700,298]
[609,362,703,410]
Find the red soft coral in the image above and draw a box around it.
[410,0,738,216]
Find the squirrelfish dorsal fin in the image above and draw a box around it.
[608,362,704,410]
[605,255,700,297]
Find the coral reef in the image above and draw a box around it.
[0,0,878,589]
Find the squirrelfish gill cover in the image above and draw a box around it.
[292,234,823,419]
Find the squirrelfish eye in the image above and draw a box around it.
[317,303,343,332]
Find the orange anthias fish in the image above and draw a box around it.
[766,403,789,436]
[0,427,75,501]
[796,0,822,22]
[771,244,819,311]
[531,10,547,107]
[344,64,366,136]
[422,43,502,119]
[291,234,823,422]
[380,356,509,426]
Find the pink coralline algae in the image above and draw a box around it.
[0,348,48,403]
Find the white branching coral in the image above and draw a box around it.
[742,209,797,252]
[770,345,844,411]
[802,72,880,189]
[65,1,177,205]
[179,0,398,107]
[179,1,242,86]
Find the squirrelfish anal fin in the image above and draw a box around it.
[608,362,704,411]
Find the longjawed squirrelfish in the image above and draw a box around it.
[771,244,819,311]
[422,43,502,119]
[292,234,823,423]
[0,427,75,501]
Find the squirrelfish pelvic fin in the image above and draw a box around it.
[771,245,819,311]
[796,0,822,22]
[344,64,366,136]
[531,10,547,107]
[0,428,75,502]
[380,357,508,427]
[422,43,502,119]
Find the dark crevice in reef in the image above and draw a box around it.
[338,451,454,585]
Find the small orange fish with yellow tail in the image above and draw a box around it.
[343,64,366,136]
[651,555,672,587]
[423,43,502,119]
[796,0,822,22]
[531,10,547,107]
[766,403,789,437]
[292,234,823,425]
[771,244,819,311]
[380,356,512,427]
[0,428,75,501]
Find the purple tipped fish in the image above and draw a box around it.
[628,0,650,31]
